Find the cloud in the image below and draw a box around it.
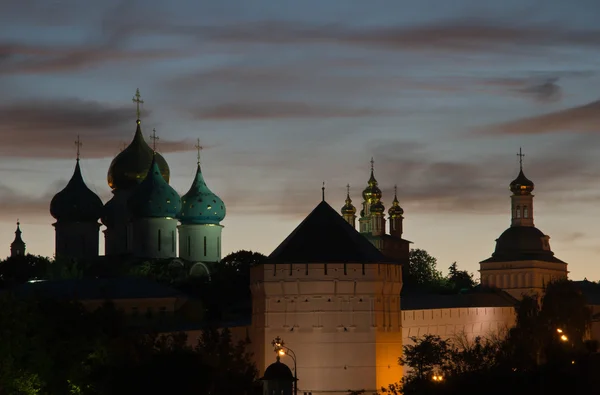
[475,100,600,135]
[191,101,393,120]
[0,98,195,158]
[0,42,184,75]
[202,19,600,52]
[0,184,55,221]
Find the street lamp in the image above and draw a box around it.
[272,336,298,395]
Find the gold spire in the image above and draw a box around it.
[74,135,82,160]
[132,88,144,122]
[150,128,159,152]
[517,147,525,171]
[322,181,325,202]
[388,184,404,217]
[195,138,203,166]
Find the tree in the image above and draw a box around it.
[447,262,476,291]
[405,249,445,291]
[0,254,51,286]
[218,250,267,277]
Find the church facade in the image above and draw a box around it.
[47,90,226,271]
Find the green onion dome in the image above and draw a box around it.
[179,163,226,225]
[107,120,170,190]
[128,156,181,218]
[50,160,103,222]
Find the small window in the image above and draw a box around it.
[515,206,521,218]
[171,231,175,252]
[523,206,529,218]
[204,236,207,256]
[158,229,162,251]
[187,235,191,256]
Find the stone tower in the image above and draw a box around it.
[250,200,403,394]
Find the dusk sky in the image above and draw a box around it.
[2,0,600,280]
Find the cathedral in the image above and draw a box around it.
[7,91,600,395]
[47,90,226,273]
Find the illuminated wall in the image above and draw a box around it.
[250,262,403,395]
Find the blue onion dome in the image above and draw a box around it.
[341,188,356,216]
[107,120,170,190]
[370,200,385,215]
[388,193,404,218]
[510,168,534,195]
[50,160,104,222]
[179,163,226,225]
[128,156,181,218]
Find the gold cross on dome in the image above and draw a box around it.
[132,88,144,120]
[195,138,203,165]
[74,135,82,160]
[370,157,374,171]
[517,147,525,170]
[150,128,159,151]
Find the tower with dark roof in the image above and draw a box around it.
[479,149,568,299]
[178,141,226,267]
[10,221,26,257]
[250,199,403,394]
[50,137,103,260]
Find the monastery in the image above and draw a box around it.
[7,91,600,395]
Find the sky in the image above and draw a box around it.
[1,0,600,281]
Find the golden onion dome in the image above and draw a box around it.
[362,158,382,201]
[370,200,385,215]
[107,120,170,190]
[509,169,534,196]
[341,185,357,216]
[388,187,404,218]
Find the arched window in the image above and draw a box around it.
[204,236,207,256]
[523,205,529,218]
[515,206,521,218]
[187,235,191,256]
[158,229,162,252]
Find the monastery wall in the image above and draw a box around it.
[402,306,516,346]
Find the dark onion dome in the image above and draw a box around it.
[107,120,170,190]
[388,193,404,218]
[362,170,382,201]
[128,156,181,218]
[178,163,226,225]
[50,160,103,222]
[261,357,296,381]
[510,169,534,195]
[101,190,130,228]
[480,226,565,264]
[341,190,356,216]
[370,200,385,215]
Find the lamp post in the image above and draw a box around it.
[272,336,298,395]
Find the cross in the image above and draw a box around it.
[132,88,144,120]
[346,183,350,196]
[322,181,326,202]
[370,157,374,171]
[394,184,398,197]
[150,128,159,151]
[517,147,525,170]
[195,138,203,165]
[74,135,82,160]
